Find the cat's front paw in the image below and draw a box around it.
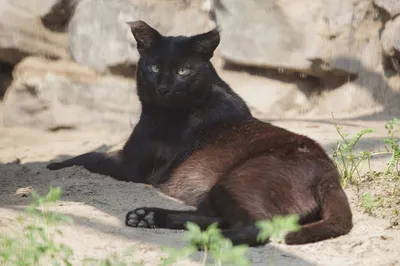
[125,208,157,228]
[47,162,64,170]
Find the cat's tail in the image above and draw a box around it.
[284,171,353,245]
[220,173,353,246]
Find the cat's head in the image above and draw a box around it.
[127,20,220,108]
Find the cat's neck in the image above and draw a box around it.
[141,104,190,119]
[139,81,251,130]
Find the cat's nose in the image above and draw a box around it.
[156,85,171,95]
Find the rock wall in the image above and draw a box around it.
[1,0,400,131]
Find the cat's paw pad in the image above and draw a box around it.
[125,208,156,228]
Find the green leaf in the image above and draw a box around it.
[44,187,62,203]
[160,246,197,266]
[256,214,300,243]
[185,222,201,235]
[31,191,42,205]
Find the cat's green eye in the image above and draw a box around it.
[150,64,159,73]
[177,67,190,76]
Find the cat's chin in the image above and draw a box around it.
[156,91,173,98]
[154,93,189,107]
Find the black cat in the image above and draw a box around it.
[47,21,353,246]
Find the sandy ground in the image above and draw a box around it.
[1,116,400,266]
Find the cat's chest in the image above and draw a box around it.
[150,125,189,161]
[153,142,176,161]
[148,112,199,142]
[142,111,201,165]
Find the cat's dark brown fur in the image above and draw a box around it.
[47,21,353,246]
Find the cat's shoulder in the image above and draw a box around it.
[209,83,252,116]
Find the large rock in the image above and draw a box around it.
[214,0,311,72]
[0,0,69,65]
[213,0,381,78]
[1,57,140,131]
[0,62,13,99]
[7,0,60,16]
[68,0,213,74]
[381,16,400,57]
[380,16,400,72]
[41,0,81,32]
[374,0,400,18]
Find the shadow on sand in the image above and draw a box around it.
[0,156,317,265]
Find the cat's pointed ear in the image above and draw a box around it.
[127,20,162,54]
[190,27,220,58]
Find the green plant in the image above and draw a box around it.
[161,214,300,266]
[0,187,74,266]
[360,192,381,215]
[0,187,139,266]
[255,214,300,244]
[332,115,400,184]
[82,247,138,266]
[161,222,250,266]
[332,115,375,186]
[382,118,400,176]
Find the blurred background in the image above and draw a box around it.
[0,0,400,132]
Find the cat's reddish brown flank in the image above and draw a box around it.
[47,20,352,246]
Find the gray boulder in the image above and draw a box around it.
[213,0,380,78]
[7,0,60,16]
[41,0,81,32]
[374,0,400,18]
[1,57,140,131]
[381,16,400,56]
[380,16,400,72]
[214,0,309,72]
[0,0,69,65]
[68,0,213,75]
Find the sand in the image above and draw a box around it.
[1,116,399,266]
